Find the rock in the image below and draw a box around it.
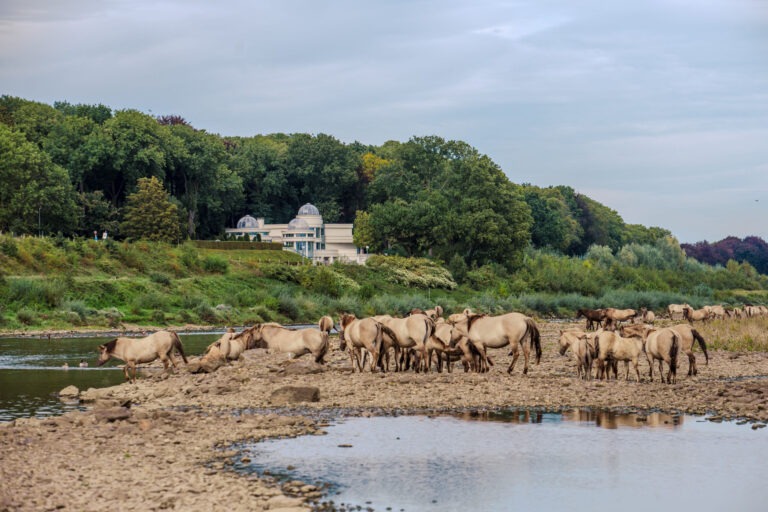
[94,406,132,423]
[187,357,225,374]
[265,495,306,509]
[269,386,320,405]
[58,385,79,398]
[281,361,325,376]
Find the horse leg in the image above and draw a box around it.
[508,349,520,374]
[688,353,697,376]
[129,361,138,383]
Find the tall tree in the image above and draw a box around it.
[120,176,182,242]
[0,124,78,234]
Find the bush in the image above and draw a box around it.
[99,308,124,328]
[0,237,18,257]
[202,255,229,274]
[151,309,166,324]
[7,277,67,308]
[16,308,37,325]
[195,302,219,324]
[149,272,172,286]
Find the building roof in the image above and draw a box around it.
[298,203,321,216]
[287,218,310,230]
[236,215,259,229]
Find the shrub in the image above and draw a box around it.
[99,308,124,328]
[202,255,229,274]
[16,308,37,325]
[0,237,18,257]
[195,302,219,324]
[151,309,166,324]
[149,272,172,286]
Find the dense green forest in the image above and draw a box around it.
[1,95,676,270]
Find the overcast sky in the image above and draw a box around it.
[2,0,767,243]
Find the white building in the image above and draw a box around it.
[226,203,369,264]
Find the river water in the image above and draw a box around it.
[0,332,221,421]
[235,410,767,512]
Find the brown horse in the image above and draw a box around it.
[682,306,710,323]
[575,308,606,330]
[451,312,541,375]
[378,314,434,372]
[557,329,595,380]
[97,330,187,383]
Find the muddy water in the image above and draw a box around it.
[236,410,767,512]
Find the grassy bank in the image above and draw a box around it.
[1,236,767,346]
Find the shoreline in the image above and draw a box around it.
[2,319,768,511]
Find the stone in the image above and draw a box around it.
[281,361,325,376]
[265,495,306,509]
[269,386,320,405]
[94,407,132,423]
[58,385,79,398]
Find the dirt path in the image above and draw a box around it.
[2,320,767,511]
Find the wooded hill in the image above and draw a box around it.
[0,95,735,271]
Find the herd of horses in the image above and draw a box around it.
[95,302,767,384]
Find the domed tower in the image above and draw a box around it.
[296,203,323,228]
[236,215,260,229]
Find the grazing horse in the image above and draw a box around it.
[682,306,710,323]
[318,315,335,334]
[575,308,606,330]
[245,323,329,363]
[97,330,187,383]
[204,327,258,362]
[557,329,596,380]
[594,330,644,382]
[603,308,638,330]
[338,313,383,372]
[669,324,709,376]
[642,327,679,384]
[639,307,655,323]
[451,312,541,375]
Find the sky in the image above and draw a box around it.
[1,0,767,244]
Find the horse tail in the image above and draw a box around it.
[374,321,385,370]
[423,317,435,345]
[526,318,542,364]
[691,329,709,365]
[316,331,330,364]
[670,332,679,382]
[171,331,188,364]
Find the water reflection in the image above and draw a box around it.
[455,409,682,429]
[236,412,766,512]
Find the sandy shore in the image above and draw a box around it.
[2,320,768,511]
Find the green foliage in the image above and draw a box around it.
[121,176,182,243]
[202,255,229,273]
[365,255,457,289]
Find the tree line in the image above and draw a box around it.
[1,95,673,269]
[682,236,768,276]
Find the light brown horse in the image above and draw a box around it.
[97,330,187,383]
[318,315,335,334]
[603,308,638,330]
[338,313,383,372]
[204,327,258,362]
[451,312,541,375]
[642,327,679,384]
[667,303,689,321]
[682,306,710,323]
[594,330,644,382]
[245,323,329,363]
[557,329,595,380]
[669,323,709,376]
[379,314,434,372]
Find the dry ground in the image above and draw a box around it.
[2,320,767,511]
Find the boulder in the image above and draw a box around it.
[269,386,320,405]
[187,357,225,374]
[58,385,79,398]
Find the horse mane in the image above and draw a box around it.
[467,313,487,330]
[102,338,118,352]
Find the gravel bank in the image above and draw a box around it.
[2,320,767,511]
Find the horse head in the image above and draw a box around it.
[96,339,117,366]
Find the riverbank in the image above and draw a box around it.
[2,320,768,511]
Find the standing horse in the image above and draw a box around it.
[97,330,187,383]
[338,313,382,372]
[642,327,679,384]
[557,329,595,380]
[576,308,606,330]
[379,314,434,372]
[669,323,709,376]
[245,323,329,363]
[318,315,335,334]
[594,330,644,382]
[682,306,710,323]
[451,312,541,375]
[204,327,257,362]
[603,308,638,330]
